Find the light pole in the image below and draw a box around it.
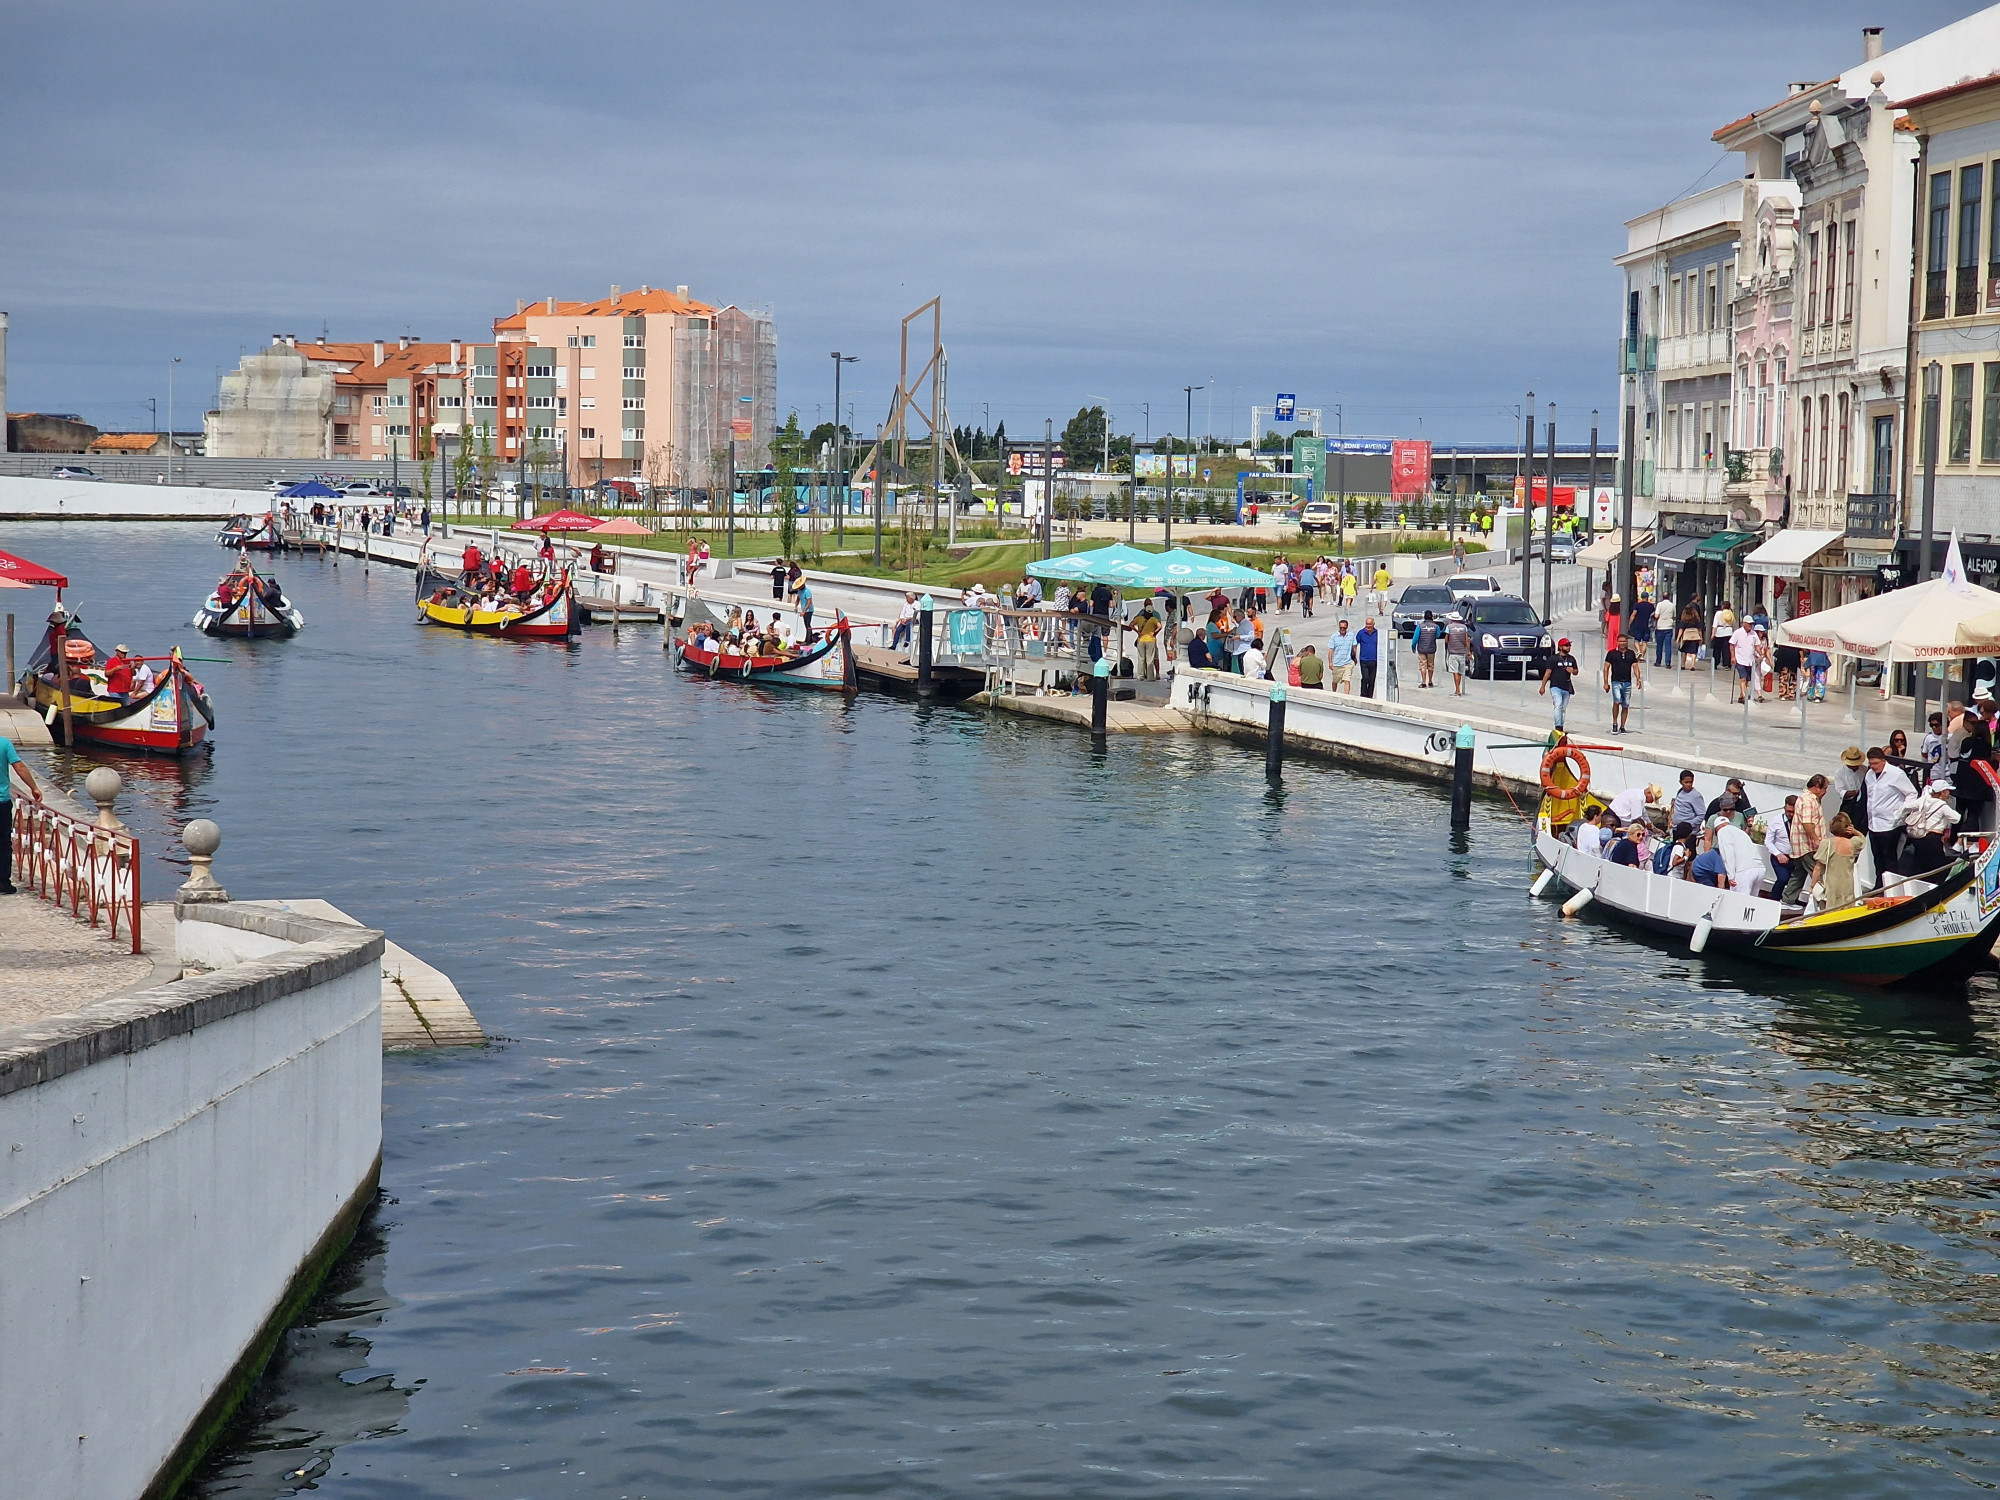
[1918,359,1942,729]
[1184,384,1198,527]
[1586,409,1599,543]
[831,352,856,549]
[167,357,181,484]
[1335,402,1346,559]
[1541,403,1556,624]
[1520,391,1535,602]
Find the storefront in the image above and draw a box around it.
[1741,528,1844,624]
[1637,533,1702,613]
[1689,529,1757,614]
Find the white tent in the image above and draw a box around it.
[1771,558,2000,662]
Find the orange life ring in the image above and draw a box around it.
[1539,744,1591,802]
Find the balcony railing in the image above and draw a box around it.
[1619,336,1657,375]
[9,788,142,954]
[1847,491,1898,540]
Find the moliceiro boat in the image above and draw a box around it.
[193,557,304,638]
[20,611,215,756]
[671,614,854,691]
[217,513,286,551]
[1533,739,2000,986]
[415,565,581,640]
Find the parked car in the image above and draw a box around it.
[1298,501,1339,535]
[1389,583,1462,638]
[384,484,414,499]
[341,481,384,497]
[1464,595,1555,679]
[50,465,99,481]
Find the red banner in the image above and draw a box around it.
[1390,440,1431,499]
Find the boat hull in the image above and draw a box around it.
[1533,827,2000,987]
[673,632,849,690]
[417,583,579,639]
[24,671,211,757]
[192,592,303,638]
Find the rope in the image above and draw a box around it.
[1487,748,1535,826]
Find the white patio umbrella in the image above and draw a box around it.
[1772,568,2000,662]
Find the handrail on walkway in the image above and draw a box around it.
[9,771,142,954]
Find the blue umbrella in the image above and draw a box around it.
[278,479,340,498]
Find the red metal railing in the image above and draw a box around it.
[10,786,142,954]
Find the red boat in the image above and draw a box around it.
[20,612,215,756]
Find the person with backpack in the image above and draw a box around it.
[1413,611,1441,688]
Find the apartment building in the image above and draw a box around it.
[1901,69,2000,589]
[491,286,775,488]
[207,334,472,461]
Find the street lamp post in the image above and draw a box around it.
[830,353,856,549]
[1335,403,1347,559]
[1520,392,1535,602]
[1183,384,1197,528]
[1918,359,1943,729]
[167,357,181,485]
[1542,403,1556,624]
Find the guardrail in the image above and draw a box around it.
[9,785,142,953]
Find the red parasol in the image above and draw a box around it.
[586,517,652,535]
[0,548,68,589]
[513,509,605,532]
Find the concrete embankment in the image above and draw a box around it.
[0,475,264,521]
[0,900,383,1500]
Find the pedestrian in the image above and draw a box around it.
[1452,536,1467,571]
[1783,774,1828,903]
[1091,580,1115,619]
[1233,610,1256,674]
[0,733,45,894]
[1729,617,1760,703]
[1340,567,1357,610]
[1921,711,1947,776]
[1327,619,1357,694]
[1832,745,1869,829]
[1603,633,1640,734]
[1605,596,1622,653]
[1669,769,1705,836]
[1903,781,1960,874]
[771,558,787,601]
[1272,558,1290,613]
[1710,601,1736,668]
[1371,562,1392,615]
[1297,564,1316,618]
[1863,745,1916,882]
[1414,611,1440,688]
[1953,704,1996,833]
[1677,604,1704,673]
[1356,617,1381,698]
[1444,614,1471,696]
[1540,636,1579,730]
[1628,595,1654,663]
[1811,813,1864,909]
[797,581,815,640]
[420,503,431,536]
[1805,649,1830,701]
[1773,638,1801,701]
[1132,601,1163,679]
[1296,643,1325,689]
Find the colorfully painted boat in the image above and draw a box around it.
[415,569,580,639]
[217,514,286,551]
[671,624,852,691]
[19,615,214,756]
[192,559,304,638]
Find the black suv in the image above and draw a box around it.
[1464,595,1554,679]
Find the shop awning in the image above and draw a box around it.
[1575,530,1652,568]
[1639,534,1702,568]
[1693,529,1757,561]
[1741,528,1843,579]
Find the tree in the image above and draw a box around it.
[1062,406,1108,472]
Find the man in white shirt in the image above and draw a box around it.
[1714,817,1767,893]
[1863,746,1917,882]
[891,592,918,655]
[1729,622,1760,703]
[1609,785,1649,825]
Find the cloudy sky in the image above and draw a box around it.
[1,1,1984,446]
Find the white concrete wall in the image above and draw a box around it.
[0,920,382,1499]
[0,475,265,519]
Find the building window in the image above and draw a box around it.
[333,395,352,414]
[387,424,410,438]
[332,423,350,446]
[622,367,645,380]
[623,397,644,410]
[1706,270,1719,333]
[473,363,496,378]
[531,425,554,440]
[1817,395,1830,493]
[473,394,497,409]
[623,333,644,348]
[1928,171,1952,320]
[1983,365,2000,463]
[580,427,596,440]
[437,394,462,408]
[580,397,595,411]
[1823,222,1838,324]
[566,334,597,348]
[1952,363,1975,463]
[622,428,643,442]
[526,363,554,379]
[1702,405,1715,468]
[1873,415,1895,495]
[1806,230,1821,326]
[1799,399,1814,495]
[557,397,567,415]
[580,366,595,381]
[371,396,385,415]
[1961,164,1987,317]
[1835,392,1850,493]
[528,395,554,409]
[1842,219,1857,320]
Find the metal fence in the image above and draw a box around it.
[10,782,142,954]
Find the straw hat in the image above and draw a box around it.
[1840,746,1865,768]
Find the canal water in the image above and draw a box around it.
[10,522,2000,1497]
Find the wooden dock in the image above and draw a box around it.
[849,643,984,700]
[974,690,1190,734]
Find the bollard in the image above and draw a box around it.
[1450,723,1475,829]
[1798,693,1808,754]
[1266,684,1287,778]
[917,595,935,699]
[1741,690,1750,744]
[178,819,229,904]
[1090,657,1110,741]
[5,612,12,689]
[85,765,127,835]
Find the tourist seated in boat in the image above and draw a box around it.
[132,657,156,696]
[1575,806,1618,858]
[103,645,135,701]
[1653,829,1696,879]
[1604,821,1646,867]
[1705,777,1756,822]
[260,576,285,607]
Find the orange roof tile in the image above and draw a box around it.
[493,287,718,331]
[88,432,166,451]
